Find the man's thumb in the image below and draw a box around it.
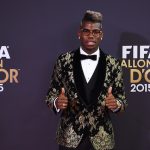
[108,86,112,95]
[60,87,65,95]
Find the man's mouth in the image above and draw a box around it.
[86,41,96,46]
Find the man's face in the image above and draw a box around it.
[78,21,103,54]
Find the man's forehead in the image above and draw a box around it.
[81,22,101,29]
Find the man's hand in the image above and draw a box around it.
[105,86,118,111]
[56,88,68,110]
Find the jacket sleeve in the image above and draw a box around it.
[112,60,128,112]
[45,55,63,113]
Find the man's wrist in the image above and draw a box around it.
[113,99,122,112]
[54,97,60,112]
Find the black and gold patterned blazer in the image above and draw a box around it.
[46,48,127,150]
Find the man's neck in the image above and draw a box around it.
[80,47,99,55]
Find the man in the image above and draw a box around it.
[46,10,127,150]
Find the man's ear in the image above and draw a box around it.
[77,31,81,40]
[101,31,104,40]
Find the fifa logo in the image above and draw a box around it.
[121,45,150,92]
[0,46,20,92]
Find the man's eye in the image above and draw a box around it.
[82,29,89,33]
[93,30,100,34]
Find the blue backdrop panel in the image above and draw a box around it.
[0,0,150,150]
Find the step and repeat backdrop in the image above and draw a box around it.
[0,0,150,150]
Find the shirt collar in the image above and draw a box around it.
[80,47,100,58]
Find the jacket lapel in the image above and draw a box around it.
[73,48,87,105]
[90,50,106,105]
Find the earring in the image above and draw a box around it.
[78,37,80,39]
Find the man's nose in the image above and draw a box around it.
[88,31,94,37]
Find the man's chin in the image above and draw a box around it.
[84,47,98,53]
[86,45,97,49]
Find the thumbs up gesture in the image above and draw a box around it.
[56,88,68,110]
[105,86,118,111]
